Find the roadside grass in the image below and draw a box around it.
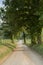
[0,39,16,60]
[26,39,43,56]
[30,44,43,56]
[26,29,43,56]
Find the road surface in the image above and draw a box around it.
[1,40,43,65]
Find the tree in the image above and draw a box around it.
[2,0,43,45]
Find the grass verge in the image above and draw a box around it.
[26,42,43,57]
[30,44,43,56]
[0,39,16,62]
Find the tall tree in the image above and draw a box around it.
[2,0,43,44]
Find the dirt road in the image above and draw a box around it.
[1,40,43,65]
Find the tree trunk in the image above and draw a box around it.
[11,34,14,43]
[31,34,36,45]
[37,33,42,44]
[23,32,26,44]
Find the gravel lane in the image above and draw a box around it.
[1,40,43,65]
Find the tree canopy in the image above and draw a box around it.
[0,0,43,44]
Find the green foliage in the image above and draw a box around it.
[1,0,43,44]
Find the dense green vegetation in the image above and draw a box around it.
[0,0,43,56]
[1,0,43,44]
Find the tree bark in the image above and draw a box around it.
[11,34,14,43]
[31,34,36,45]
[23,32,26,44]
[37,33,42,44]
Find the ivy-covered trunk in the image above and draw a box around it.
[11,34,14,43]
[12,34,14,43]
[37,28,42,44]
[31,34,36,45]
[37,33,42,44]
[23,32,26,44]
